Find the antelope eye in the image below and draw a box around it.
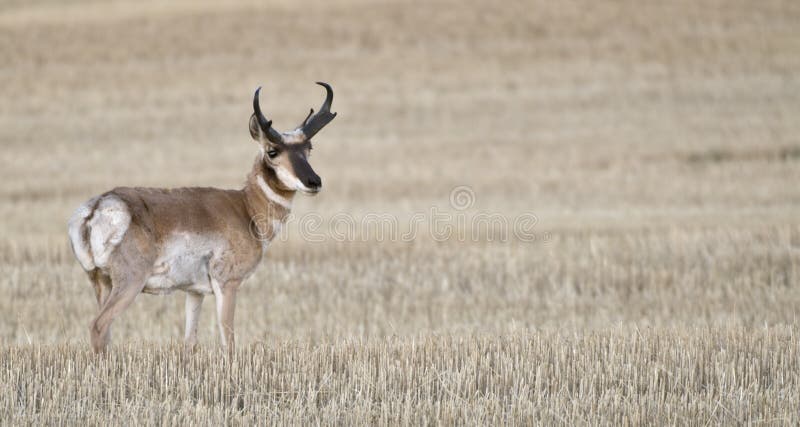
[267,149,279,159]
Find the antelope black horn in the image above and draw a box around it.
[253,87,285,145]
[300,82,337,139]
[301,108,314,127]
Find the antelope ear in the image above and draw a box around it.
[249,114,263,141]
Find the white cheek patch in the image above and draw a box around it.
[275,164,311,192]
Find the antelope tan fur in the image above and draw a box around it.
[68,83,337,353]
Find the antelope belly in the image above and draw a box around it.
[143,233,226,295]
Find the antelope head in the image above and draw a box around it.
[249,82,337,195]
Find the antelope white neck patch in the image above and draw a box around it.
[257,174,293,210]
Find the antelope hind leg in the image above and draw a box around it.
[88,234,153,354]
[88,269,113,309]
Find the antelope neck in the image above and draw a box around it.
[245,157,294,223]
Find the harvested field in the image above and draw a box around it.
[1,0,799,424]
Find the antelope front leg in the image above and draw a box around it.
[184,292,204,350]
[213,280,241,352]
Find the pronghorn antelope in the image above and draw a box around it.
[68,83,336,353]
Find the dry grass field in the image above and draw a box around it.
[1,0,800,424]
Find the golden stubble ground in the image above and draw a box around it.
[1,0,799,424]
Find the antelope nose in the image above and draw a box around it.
[306,175,322,189]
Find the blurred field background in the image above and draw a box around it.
[1,0,799,423]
